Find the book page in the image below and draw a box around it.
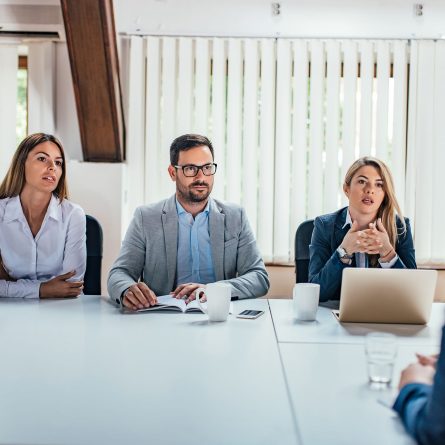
[136,295,186,312]
[184,300,233,314]
[156,295,187,311]
[184,299,204,313]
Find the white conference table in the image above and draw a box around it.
[269,299,444,445]
[1,297,443,445]
[280,342,438,445]
[0,296,298,445]
[269,299,445,346]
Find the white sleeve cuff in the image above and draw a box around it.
[379,253,399,268]
[1,279,41,299]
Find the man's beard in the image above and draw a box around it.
[177,180,211,203]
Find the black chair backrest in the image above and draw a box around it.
[84,215,103,295]
[294,219,314,283]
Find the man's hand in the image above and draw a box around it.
[416,353,439,368]
[398,362,436,390]
[170,283,206,304]
[40,271,84,298]
[123,282,157,310]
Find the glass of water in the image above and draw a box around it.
[365,332,397,385]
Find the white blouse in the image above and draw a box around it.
[0,195,86,299]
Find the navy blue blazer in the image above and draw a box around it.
[308,207,416,302]
[393,325,445,445]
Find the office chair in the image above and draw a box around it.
[294,219,314,283]
[84,215,103,295]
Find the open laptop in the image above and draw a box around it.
[333,268,437,324]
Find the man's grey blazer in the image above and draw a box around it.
[108,195,269,305]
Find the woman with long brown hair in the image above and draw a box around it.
[309,156,416,302]
[0,133,86,299]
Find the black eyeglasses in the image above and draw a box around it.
[174,163,217,177]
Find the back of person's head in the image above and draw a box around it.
[169,134,214,166]
[344,156,405,248]
[0,132,68,200]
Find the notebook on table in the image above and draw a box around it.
[133,295,204,313]
[333,268,437,324]
[126,295,233,314]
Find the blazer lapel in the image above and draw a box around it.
[333,207,359,266]
[209,199,225,281]
[333,207,350,249]
[162,195,178,290]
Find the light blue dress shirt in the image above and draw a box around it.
[175,199,216,286]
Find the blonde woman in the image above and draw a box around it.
[0,133,86,299]
[309,156,416,302]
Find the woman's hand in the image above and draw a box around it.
[360,218,395,260]
[39,271,84,298]
[340,220,365,255]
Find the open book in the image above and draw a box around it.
[135,295,204,313]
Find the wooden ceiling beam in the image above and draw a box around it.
[61,0,125,162]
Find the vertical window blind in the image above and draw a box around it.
[406,41,445,265]
[124,37,444,266]
[0,44,19,181]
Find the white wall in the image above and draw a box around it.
[28,42,55,134]
[114,0,445,39]
[67,160,124,294]
[55,42,82,160]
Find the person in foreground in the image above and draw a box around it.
[309,156,416,302]
[393,324,445,445]
[108,134,269,310]
[0,133,86,299]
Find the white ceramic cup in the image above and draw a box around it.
[293,283,320,321]
[195,282,232,322]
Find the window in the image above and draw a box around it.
[17,54,28,143]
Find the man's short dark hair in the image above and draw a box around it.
[170,134,214,166]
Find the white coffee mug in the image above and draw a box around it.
[195,282,232,322]
[293,283,320,321]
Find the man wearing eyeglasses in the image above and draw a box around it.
[108,134,269,310]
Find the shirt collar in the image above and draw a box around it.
[175,198,210,216]
[4,194,61,223]
[46,195,61,221]
[3,196,23,223]
[342,207,376,230]
[342,207,353,230]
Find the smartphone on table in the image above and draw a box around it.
[236,309,265,319]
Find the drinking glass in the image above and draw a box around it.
[365,332,397,385]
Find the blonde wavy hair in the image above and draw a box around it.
[0,133,68,200]
[344,156,405,250]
